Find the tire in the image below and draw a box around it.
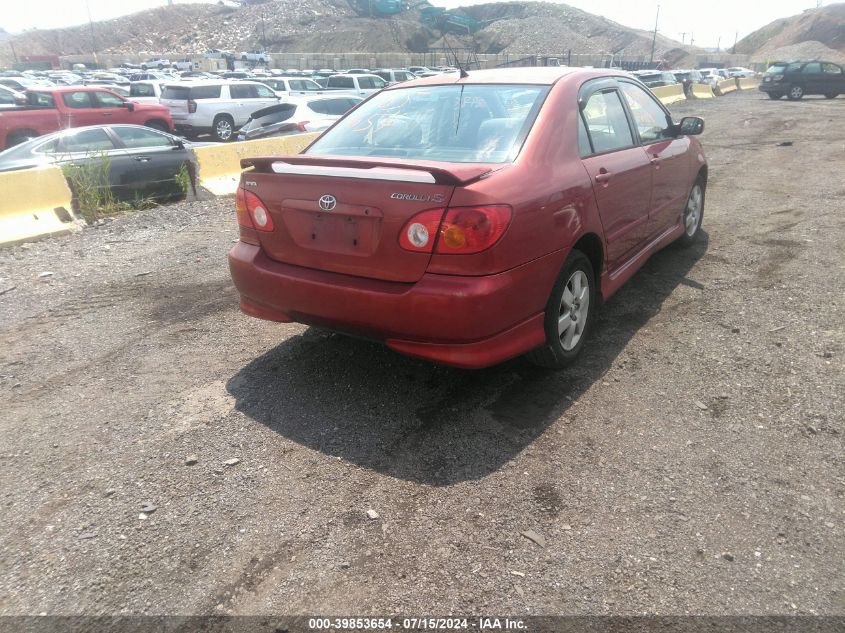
[527,249,595,370]
[824,93,838,99]
[144,120,169,132]
[212,114,235,142]
[677,179,705,247]
[767,92,783,100]
[787,85,804,100]
[241,55,248,61]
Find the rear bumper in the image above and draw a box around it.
[228,242,554,369]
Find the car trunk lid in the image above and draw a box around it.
[242,155,496,283]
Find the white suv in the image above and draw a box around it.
[159,80,280,141]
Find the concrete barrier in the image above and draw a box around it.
[716,79,737,96]
[691,83,715,99]
[0,166,77,247]
[651,84,686,106]
[737,77,760,90]
[192,133,320,196]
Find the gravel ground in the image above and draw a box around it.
[0,90,843,620]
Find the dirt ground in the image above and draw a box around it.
[0,90,843,621]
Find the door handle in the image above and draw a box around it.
[102,112,113,116]
[595,170,612,184]
[134,156,151,162]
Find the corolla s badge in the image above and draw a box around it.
[318,195,337,211]
[391,192,446,203]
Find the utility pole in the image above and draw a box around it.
[650,4,660,63]
[85,0,98,66]
[679,32,688,45]
[690,33,694,48]
[731,31,738,54]
[717,36,721,52]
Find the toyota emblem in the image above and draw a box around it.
[319,195,337,211]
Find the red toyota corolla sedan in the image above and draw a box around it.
[228,67,707,369]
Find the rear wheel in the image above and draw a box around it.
[824,93,838,99]
[527,249,595,369]
[788,85,804,100]
[212,115,235,142]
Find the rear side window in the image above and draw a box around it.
[130,83,155,97]
[28,92,55,107]
[823,63,843,74]
[230,85,254,99]
[62,91,94,108]
[329,76,354,89]
[60,128,115,152]
[190,85,222,99]
[803,62,822,74]
[580,90,635,154]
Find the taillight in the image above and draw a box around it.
[398,206,512,254]
[399,208,446,252]
[188,99,197,113]
[236,187,273,243]
[295,120,310,132]
[436,206,511,254]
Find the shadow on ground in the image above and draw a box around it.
[226,234,708,485]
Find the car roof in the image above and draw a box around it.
[388,66,615,88]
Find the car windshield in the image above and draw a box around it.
[306,84,549,164]
[766,64,788,74]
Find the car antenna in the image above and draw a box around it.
[444,34,469,78]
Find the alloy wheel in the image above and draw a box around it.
[685,184,703,237]
[558,270,590,352]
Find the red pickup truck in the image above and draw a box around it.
[0,86,174,149]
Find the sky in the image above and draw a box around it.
[0,0,833,48]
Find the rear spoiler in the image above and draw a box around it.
[240,155,503,187]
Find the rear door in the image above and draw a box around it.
[55,127,132,198]
[578,83,653,267]
[821,63,845,94]
[801,62,824,94]
[59,90,101,127]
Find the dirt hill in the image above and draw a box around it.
[1,0,694,64]
[735,2,845,63]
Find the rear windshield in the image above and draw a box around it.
[307,84,549,164]
[241,104,297,133]
[766,64,788,74]
[130,83,155,97]
[161,85,221,100]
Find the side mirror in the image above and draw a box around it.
[173,139,185,149]
[679,116,704,135]
[124,102,135,112]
